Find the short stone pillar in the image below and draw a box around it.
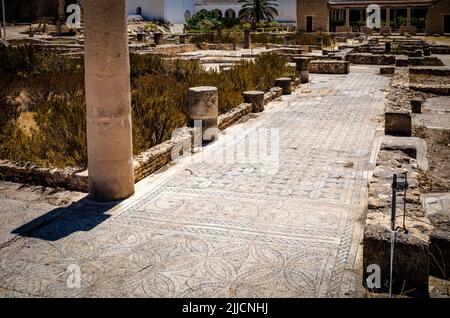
[84,0,135,201]
[154,32,163,45]
[244,91,265,113]
[385,41,391,53]
[136,33,147,42]
[179,34,187,44]
[294,57,313,83]
[395,56,409,67]
[275,77,292,95]
[316,36,323,48]
[56,0,65,34]
[188,86,219,142]
[244,30,251,49]
[410,99,423,114]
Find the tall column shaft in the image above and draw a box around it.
[57,0,65,33]
[84,0,135,201]
[345,8,350,27]
[386,7,390,26]
[406,7,412,26]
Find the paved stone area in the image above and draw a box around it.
[0,65,388,298]
[415,96,450,130]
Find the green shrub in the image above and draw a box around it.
[186,10,224,31]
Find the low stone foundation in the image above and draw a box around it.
[408,57,444,66]
[309,60,350,74]
[335,26,352,33]
[399,26,417,36]
[152,44,197,55]
[380,66,395,75]
[380,26,392,35]
[0,161,88,192]
[345,53,395,65]
[410,84,450,95]
[395,56,409,67]
[218,103,253,130]
[430,45,450,54]
[409,67,450,76]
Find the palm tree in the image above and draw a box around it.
[238,0,279,26]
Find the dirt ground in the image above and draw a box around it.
[415,128,450,193]
[410,74,450,86]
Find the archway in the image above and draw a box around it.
[184,10,192,21]
[136,7,142,15]
[225,9,236,19]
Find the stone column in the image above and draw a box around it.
[244,30,251,49]
[385,41,391,53]
[407,7,412,27]
[345,8,350,27]
[385,7,390,27]
[137,33,147,42]
[244,91,265,113]
[179,34,187,44]
[275,78,292,95]
[154,32,163,45]
[84,0,135,201]
[188,87,219,142]
[294,57,312,83]
[410,99,422,114]
[56,0,65,34]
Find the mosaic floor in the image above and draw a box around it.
[0,65,388,297]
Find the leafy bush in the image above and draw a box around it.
[186,10,224,31]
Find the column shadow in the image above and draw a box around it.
[11,196,121,241]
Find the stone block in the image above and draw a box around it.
[380,67,395,75]
[380,26,392,35]
[136,33,147,42]
[345,53,395,65]
[395,56,409,67]
[336,26,352,33]
[244,30,251,49]
[399,26,417,36]
[408,50,423,58]
[154,32,163,45]
[310,60,350,74]
[385,112,412,136]
[410,99,422,114]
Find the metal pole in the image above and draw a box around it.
[402,172,408,233]
[1,0,6,39]
[389,174,397,298]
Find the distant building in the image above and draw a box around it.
[297,0,450,34]
[126,0,297,25]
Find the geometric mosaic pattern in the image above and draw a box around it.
[0,66,388,298]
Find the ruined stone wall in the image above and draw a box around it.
[426,0,450,34]
[345,53,396,65]
[296,0,329,32]
[309,60,349,74]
